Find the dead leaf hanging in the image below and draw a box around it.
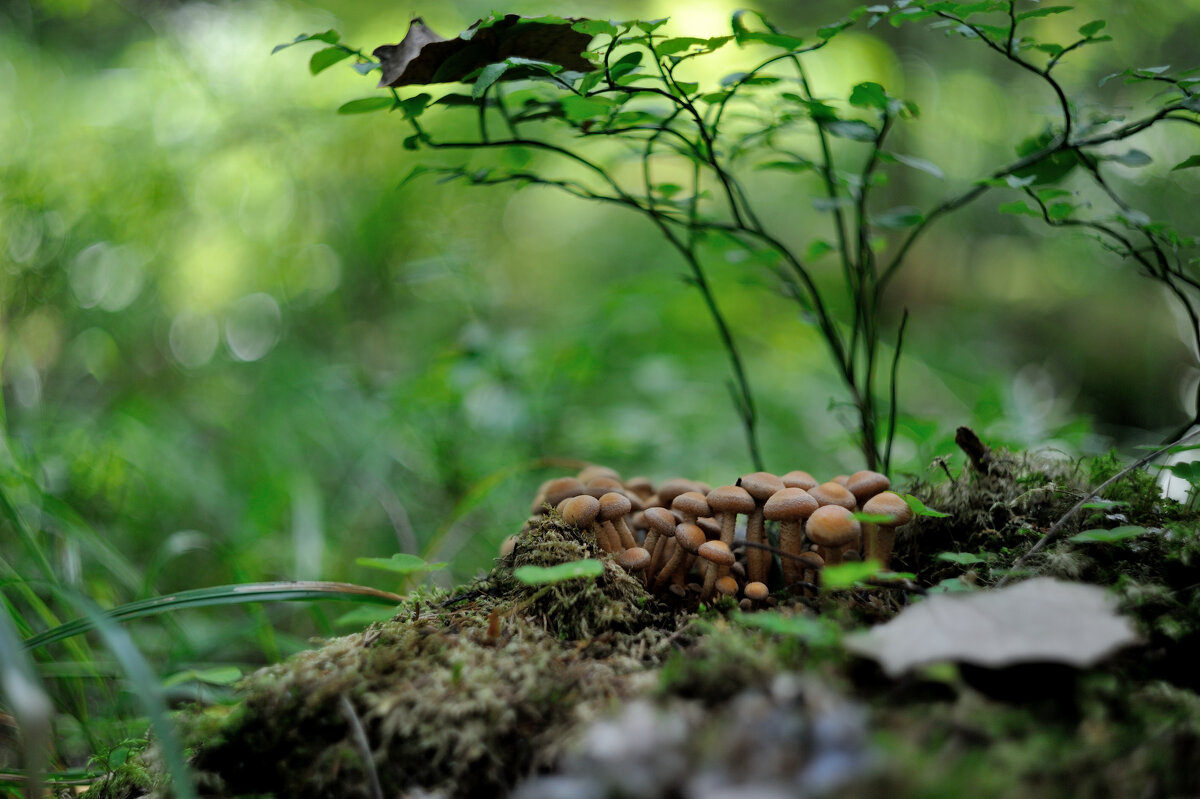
[373,15,595,89]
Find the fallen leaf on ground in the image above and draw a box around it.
[844,577,1140,677]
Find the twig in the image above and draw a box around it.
[339,695,384,799]
[998,429,1200,586]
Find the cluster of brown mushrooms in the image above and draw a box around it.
[516,465,915,609]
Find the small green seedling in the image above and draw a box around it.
[513,559,604,585]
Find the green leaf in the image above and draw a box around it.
[999,200,1039,217]
[162,666,243,689]
[1108,149,1152,167]
[804,239,834,260]
[573,19,619,37]
[337,97,395,114]
[513,559,604,585]
[937,551,986,565]
[609,51,644,80]
[636,18,669,33]
[902,494,950,518]
[1069,525,1149,544]
[1171,155,1200,171]
[1016,6,1074,21]
[1079,499,1128,510]
[398,93,431,120]
[732,611,840,646]
[849,81,889,111]
[821,559,885,589]
[890,152,944,179]
[854,512,897,523]
[335,606,400,628]
[1048,201,1074,220]
[657,36,707,55]
[309,46,352,75]
[871,206,924,229]
[473,62,511,99]
[823,119,878,141]
[356,553,448,575]
[271,30,339,55]
[1078,19,1106,37]
[561,95,616,123]
[756,159,814,173]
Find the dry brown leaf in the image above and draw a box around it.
[373,15,594,88]
[844,578,1141,677]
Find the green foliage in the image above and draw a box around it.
[512,559,604,585]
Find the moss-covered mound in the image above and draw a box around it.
[91,446,1200,799]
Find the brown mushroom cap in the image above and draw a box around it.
[763,487,819,521]
[657,478,701,507]
[585,476,626,498]
[861,491,914,525]
[671,491,711,521]
[675,522,707,553]
[744,581,770,601]
[598,491,633,521]
[642,507,677,537]
[577,465,621,484]
[617,546,652,572]
[738,471,785,501]
[623,476,654,500]
[715,575,739,597]
[780,470,818,490]
[544,477,586,508]
[697,539,735,567]
[706,484,756,515]
[806,504,861,550]
[847,470,891,505]
[808,481,858,510]
[560,494,601,528]
[796,551,825,571]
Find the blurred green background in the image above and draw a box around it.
[2,0,1199,718]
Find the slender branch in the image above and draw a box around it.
[883,308,909,474]
[998,429,1200,586]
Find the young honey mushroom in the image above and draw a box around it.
[528,466,905,606]
[763,487,818,593]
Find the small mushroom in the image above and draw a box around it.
[860,491,914,570]
[642,506,677,580]
[599,492,637,550]
[715,575,740,599]
[744,581,770,603]
[577,464,621,484]
[808,481,858,511]
[706,485,755,550]
[657,478,701,509]
[653,523,706,592]
[623,476,655,500]
[585,476,626,499]
[671,491,710,525]
[561,494,618,553]
[737,471,785,585]
[805,504,861,566]
[796,550,824,596]
[780,470,818,490]
[846,470,890,507]
[697,539,735,601]
[544,477,586,509]
[763,487,818,592]
[498,535,518,559]
[617,545,652,575]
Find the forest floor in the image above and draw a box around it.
[94,436,1200,799]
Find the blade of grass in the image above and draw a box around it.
[0,610,51,799]
[66,593,198,799]
[23,581,404,652]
